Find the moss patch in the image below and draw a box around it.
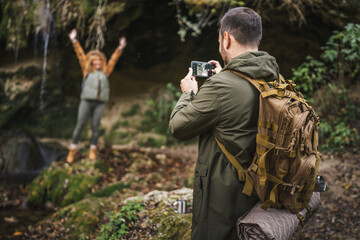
[148,202,192,240]
[50,197,109,240]
[91,182,130,198]
[27,159,104,207]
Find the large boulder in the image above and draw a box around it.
[0,130,43,172]
[0,130,64,183]
[27,158,105,207]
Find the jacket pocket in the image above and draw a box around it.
[193,163,208,220]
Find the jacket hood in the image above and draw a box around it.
[222,51,279,82]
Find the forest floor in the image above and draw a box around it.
[1,144,359,239]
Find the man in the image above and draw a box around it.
[169,7,281,240]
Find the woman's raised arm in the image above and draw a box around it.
[106,36,127,76]
[69,29,87,77]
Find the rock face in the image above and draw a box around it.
[0,130,63,183]
[0,66,41,129]
[0,130,44,172]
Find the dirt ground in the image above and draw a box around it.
[1,145,359,239]
[292,151,360,239]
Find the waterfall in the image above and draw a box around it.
[38,0,54,111]
[40,32,49,111]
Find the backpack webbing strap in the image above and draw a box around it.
[257,148,272,186]
[256,134,275,149]
[297,212,306,225]
[261,182,281,210]
[261,89,310,108]
[260,171,284,210]
[214,137,253,196]
[258,120,278,132]
[314,123,321,170]
[255,134,278,186]
[296,205,313,226]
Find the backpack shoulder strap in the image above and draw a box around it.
[227,70,273,93]
[214,137,254,196]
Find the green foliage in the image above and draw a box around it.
[0,0,131,51]
[139,83,182,144]
[315,84,359,151]
[96,200,145,240]
[321,23,360,86]
[172,0,245,41]
[172,0,360,41]
[121,103,140,117]
[0,0,35,50]
[291,56,325,100]
[320,120,359,151]
[292,23,360,151]
[116,82,197,146]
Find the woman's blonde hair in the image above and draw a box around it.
[85,50,107,73]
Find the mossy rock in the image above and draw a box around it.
[123,188,193,239]
[91,182,130,198]
[27,159,104,207]
[148,202,192,240]
[52,197,110,240]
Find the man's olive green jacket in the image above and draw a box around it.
[169,51,280,240]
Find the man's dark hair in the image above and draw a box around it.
[220,7,262,47]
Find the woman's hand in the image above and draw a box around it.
[118,37,127,51]
[208,60,222,74]
[68,29,77,43]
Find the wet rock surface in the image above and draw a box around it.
[0,130,44,173]
[0,130,64,184]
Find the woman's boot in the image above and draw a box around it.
[67,144,78,163]
[67,148,77,163]
[89,145,97,160]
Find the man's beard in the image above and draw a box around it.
[219,40,228,65]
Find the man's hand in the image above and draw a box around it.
[208,60,222,74]
[118,37,127,51]
[68,29,77,43]
[180,68,198,94]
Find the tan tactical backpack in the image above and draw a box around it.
[215,71,321,219]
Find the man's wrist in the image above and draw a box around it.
[183,90,195,96]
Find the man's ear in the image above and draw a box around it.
[223,31,231,49]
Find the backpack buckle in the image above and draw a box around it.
[284,90,292,98]
[238,170,246,181]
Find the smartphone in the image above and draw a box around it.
[191,61,215,77]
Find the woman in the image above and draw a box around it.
[66,29,127,163]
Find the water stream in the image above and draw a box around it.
[38,0,53,111]
[39,33,49,111]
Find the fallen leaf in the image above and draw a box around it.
[13,231,22,236]
[5,216,18,223]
